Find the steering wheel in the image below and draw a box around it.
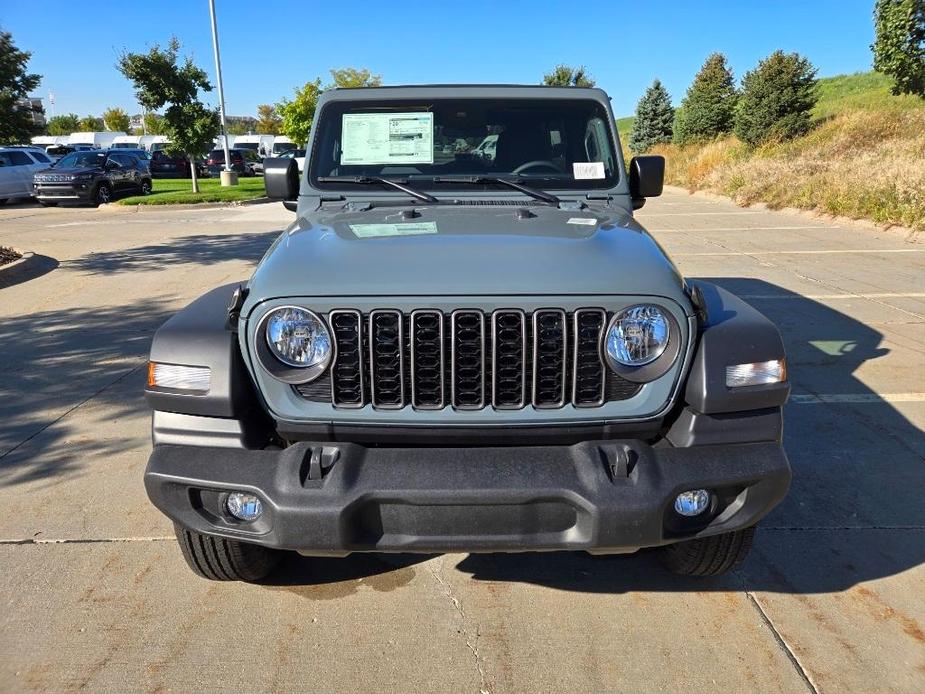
[512,160,562,175]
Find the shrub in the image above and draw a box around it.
[674,53,738,144]
[628,79,674,153]
[734,51,818,147]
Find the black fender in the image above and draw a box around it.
[684,281,790,415]
[145,284,272,447]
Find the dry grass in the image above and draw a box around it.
[651,106,925,230]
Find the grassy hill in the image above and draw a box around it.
[639,72,925,231]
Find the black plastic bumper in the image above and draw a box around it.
[145,440,790,554]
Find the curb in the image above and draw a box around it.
[662,185,922,244]
[107,196,271,212]
[0,251,33,278]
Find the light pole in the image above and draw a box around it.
[208,0,237,186]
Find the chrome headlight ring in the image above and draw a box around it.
[603,304,681,383]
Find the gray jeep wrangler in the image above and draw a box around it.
[144,86,790,582]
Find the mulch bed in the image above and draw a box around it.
[1,246,23,267]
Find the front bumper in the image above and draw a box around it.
[33,182,93,200]
[145,440,790,554]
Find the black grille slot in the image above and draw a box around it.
[329,310,364,407]
[492,310,526,409]
[451,310,485,409]
[369,310,404,408]
[572,309,607,407]
[532,310,567,408]
[411,310,445,409]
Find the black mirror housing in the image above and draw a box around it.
[264,157,299,203]
[629,155,665,205]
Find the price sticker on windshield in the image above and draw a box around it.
[573,162,606,180]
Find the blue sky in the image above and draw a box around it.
[3,0,878,120]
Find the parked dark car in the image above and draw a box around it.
[205,148,261,176]
[33,149,152,206]
[149,150,207,178]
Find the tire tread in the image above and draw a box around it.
[174,524,280,582]
[659,526,756,576]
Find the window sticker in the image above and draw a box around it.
[349,222,439,238]
[573,162,606,180]
[341,112,434,165]
[567,217,598,226]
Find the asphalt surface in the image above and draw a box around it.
[0,190,923,693]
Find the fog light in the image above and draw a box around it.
[674,489,711,517]
[226,492,263,521]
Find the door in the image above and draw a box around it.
[3,150,35,199]
[112,154,137,190]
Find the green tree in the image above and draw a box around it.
[872,0,925,97]
[542,64,595,87]
[0,30,42,144]
[734,51,818,147]
[102,106,130,132]
[256,104,281,134]
[628,79,675,153]
[674,53,738,144]
[276,77,323,145]
[142,112,167,135]
[328,67,382,88]
[78,115,104,131]
[118,38,219,192]
[47,113,80,136]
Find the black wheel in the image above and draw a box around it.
[174,523,281,582]
[140,179,152,195]
[659,526,756,576]
[94,182,112,206]
[38,200,58,207]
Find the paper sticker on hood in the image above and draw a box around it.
[349,221,439,238]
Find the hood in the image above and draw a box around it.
[36,166,100,176]
[245,203,686,304]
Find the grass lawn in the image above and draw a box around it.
[118,176,266,205]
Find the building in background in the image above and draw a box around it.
[16,97,46,129]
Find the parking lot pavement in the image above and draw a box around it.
[0,193,923,693]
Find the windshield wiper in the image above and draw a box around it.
[317,175,438,203]
[429,176,559,204]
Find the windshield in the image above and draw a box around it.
[310,97,618,191]
[56,151,107,168]
[235,142,258,150]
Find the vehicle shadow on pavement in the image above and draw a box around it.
[268,278,925,595]
[0,254,58,289]
[65,231,280,275]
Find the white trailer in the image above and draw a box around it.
[231,134,275,157]
[112,135,158,151]
[31,135,70,148]
[68,131,126,149]
[148,136,171,152]
[271,136,297,154]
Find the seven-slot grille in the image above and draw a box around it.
[297,308,641,410]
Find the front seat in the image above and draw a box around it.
[492,126,549,173]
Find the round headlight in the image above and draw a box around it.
[605,304,670,367]
[265,307,332,368]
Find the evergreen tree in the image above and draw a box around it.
[872,0,925,98]
[674,53,738,144]
[0,31,42,144]
[542,64,595,87]
[734,51,818,147]
[628,79,674,153]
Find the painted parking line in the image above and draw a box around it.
[650,226,829,232]
[674,249,925,256]
[737,292,925,300]
[791,393,925,404]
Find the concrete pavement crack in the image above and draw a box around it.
[744,588,820,694]
[0,359,146,461]
[0,536,175,545]
[429,556,490,694]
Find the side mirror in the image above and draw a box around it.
[264,157,299,208]
[628,155,664,209]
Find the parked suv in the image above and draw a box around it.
[144,86,790,582]
[205,148,261,176]
[33,149,152,206]
[0,147,53,204]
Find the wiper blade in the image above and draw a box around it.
[430,176,559,204]
[317,175,438,203]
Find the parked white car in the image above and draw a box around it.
[0,147,54,204]
[274,147,305,172]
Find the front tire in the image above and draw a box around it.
[174,524,281,582]
[659,526,756,576]
[94,182,112,206]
